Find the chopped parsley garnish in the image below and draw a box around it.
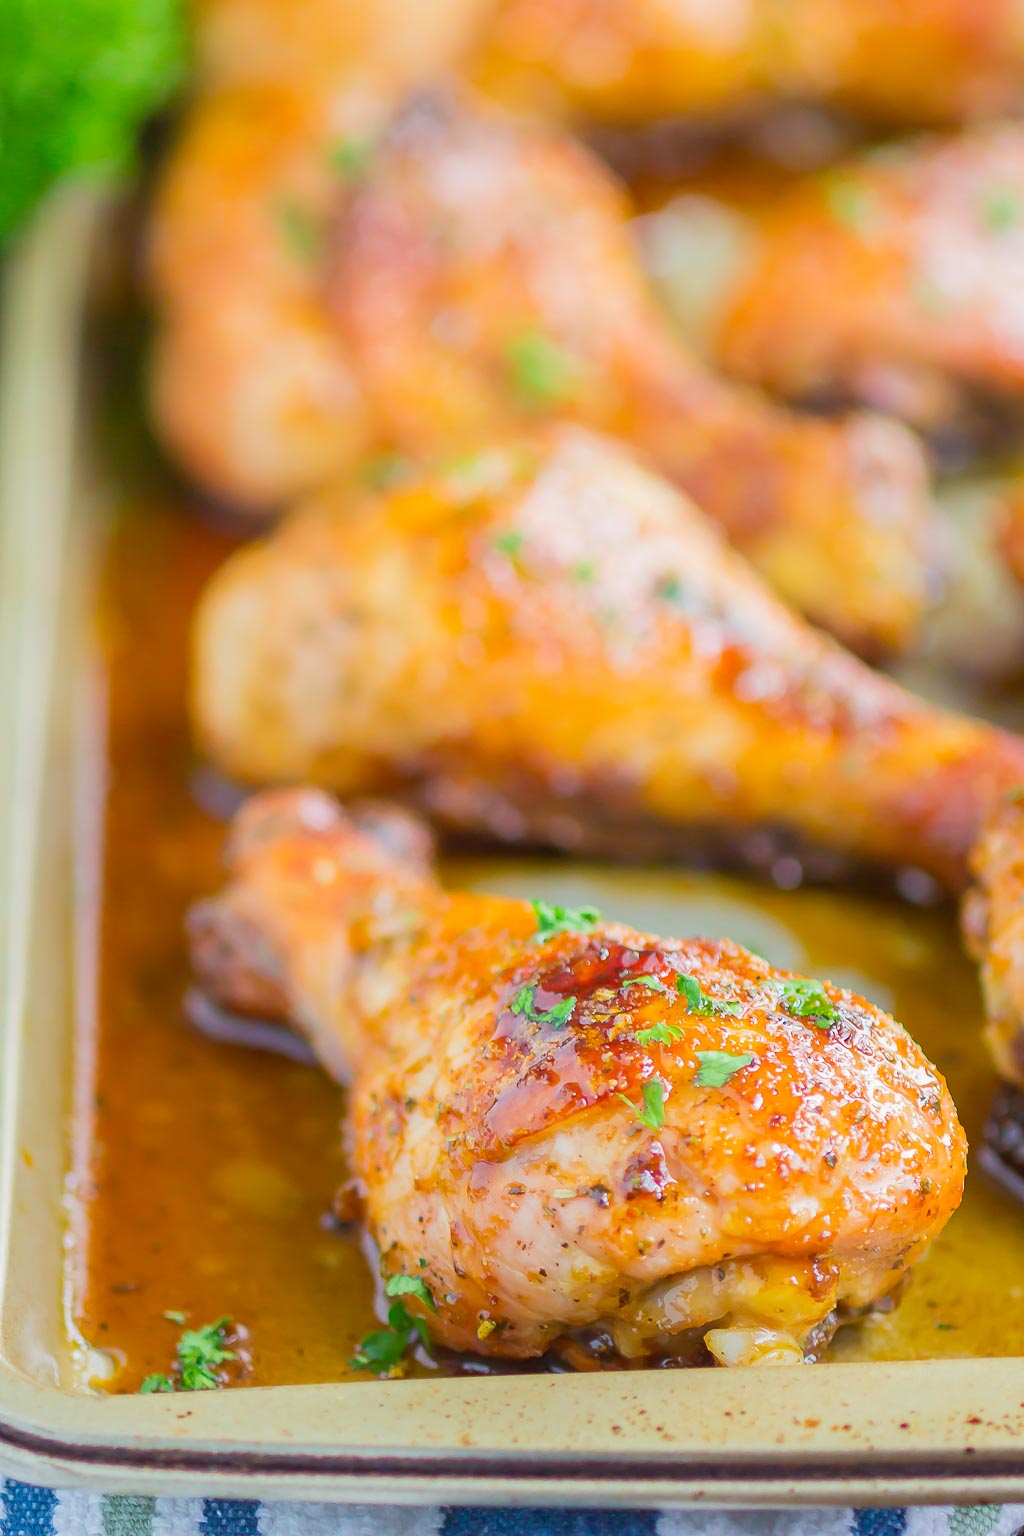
[384,1272,437,1312]
[351,1300,431,1376]
[176,1318,237,1391]
[823,176,880,235]
[494,529,525,558]
[676,972,741,1017]
[361,452,411,491]
[634,1019,684,1047]
[981,184,1022,234]
[622,974,667,993]
[329,136,375,181]
[655,574,685,604]
[694,1050,754,1088]
[510,983,577,1029]
[276,201,321,266]
[530,899,600,941]
[141,1317,237,1394]
[505,329,579,409]
[618,1077,666,1130]
[571,561,596,583]
[140,1374,174,1394]
[161,1309,186,1325]
[769,977,838,1028]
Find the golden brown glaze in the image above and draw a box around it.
[147,85,375,509]
[191,427,1024,895]
[191,0,1024,127]
[150,88,933,651]
[328,92,932,654]
[963,793,1024,1088]
[719,126,1024,434]
[473,0,1024,127]
[189,786,965,1365]
[191,0,487,94]
[998,482,1024,590]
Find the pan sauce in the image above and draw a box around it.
[66,496,1024,1393]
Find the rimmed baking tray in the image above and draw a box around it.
[2,188,1024,1507]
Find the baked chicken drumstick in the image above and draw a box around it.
[964,794,1024,1088]
[189,787,966,1368]
[192,427,1024,895]
[151,90,932,653]
[719,125,1024,441]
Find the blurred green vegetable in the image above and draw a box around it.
[0,0,187,241]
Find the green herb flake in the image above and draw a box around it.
[276,200,322,266]
[351,1300,431,1377]
[676,972,741,1017]
[176,1317,237,1392]
[161,1309,186,1325]
[769,977,838,1028]
[822,176,880,235]
[361,452,411,491]
[694,1050,754,1089]
[571,561,596,583]
[510,982,577,1029]
[384,1272,437,1312]
[505,329,579,409]
[634,1019,684,1047]
[140,1373,174,1394]
[328,136,375,182]
[618,1078,666,1130]
[494,530,525,559]
[141,1316,237,1395]
[655,574,685,604]
[981,183,1023,234]
[530,899,600,942]
[623,974,667,993]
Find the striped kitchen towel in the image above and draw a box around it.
[1,1487,1022,1536]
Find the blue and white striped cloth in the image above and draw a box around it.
[1,1487,1022,1536]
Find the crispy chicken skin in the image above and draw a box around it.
[327,93,931,655]
[963,795,1024,1088]
[150,88,932,652]
[189,787,966,1366]
[191,427,1024,893]
[719,126,1024,435]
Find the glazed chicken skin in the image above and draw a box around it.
[192,0,1024,128]
[147,85,375,510]
[191,0,488,96]
[189,787,966,1367]
[328,92,932,656]
[473,0,1024,128]
[192,427,1024,895]
[719,125,1024,439]
[963,793,1024,1088]
[150,88,933,654]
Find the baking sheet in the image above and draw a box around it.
[2,190,1024,1504]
